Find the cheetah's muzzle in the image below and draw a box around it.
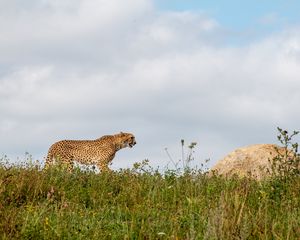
[129,141,137,148]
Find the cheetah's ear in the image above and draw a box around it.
[120,131,125,136]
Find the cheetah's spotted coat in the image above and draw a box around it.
[45,132,136,171]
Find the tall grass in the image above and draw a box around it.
[0,162,299,239]
[1,128,299,239]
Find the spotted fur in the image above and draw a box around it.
[45,132,136,171]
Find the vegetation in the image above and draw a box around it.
[268,127,300,179]
[0,129,299,239]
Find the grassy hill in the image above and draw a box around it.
[0,160,299,239]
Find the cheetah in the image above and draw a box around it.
[45,132,136,171]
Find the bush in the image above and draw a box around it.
[269,127,300,179]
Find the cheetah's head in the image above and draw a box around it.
[115,132,137,149]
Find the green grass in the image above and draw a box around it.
[0,162,299,240]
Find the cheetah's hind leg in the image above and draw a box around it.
[44,154,74,172]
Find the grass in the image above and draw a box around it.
[0,161,299,239]
[1,128,299,239]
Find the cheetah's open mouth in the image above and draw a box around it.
[129,141,136,148]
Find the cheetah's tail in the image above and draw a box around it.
[44,152,54,170]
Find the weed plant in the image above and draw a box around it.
[268,127,300,179]
[0,129,299,239]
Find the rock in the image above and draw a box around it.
[210,144,292,179]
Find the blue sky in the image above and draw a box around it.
[156,0,300,32]
[1,0,300,170]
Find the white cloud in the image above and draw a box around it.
[1,0,300,169]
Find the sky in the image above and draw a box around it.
[1,0,300,170]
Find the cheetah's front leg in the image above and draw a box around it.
[97,155,114,173]
[97,162,111,172]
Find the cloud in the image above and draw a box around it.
[1,0,300,169]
